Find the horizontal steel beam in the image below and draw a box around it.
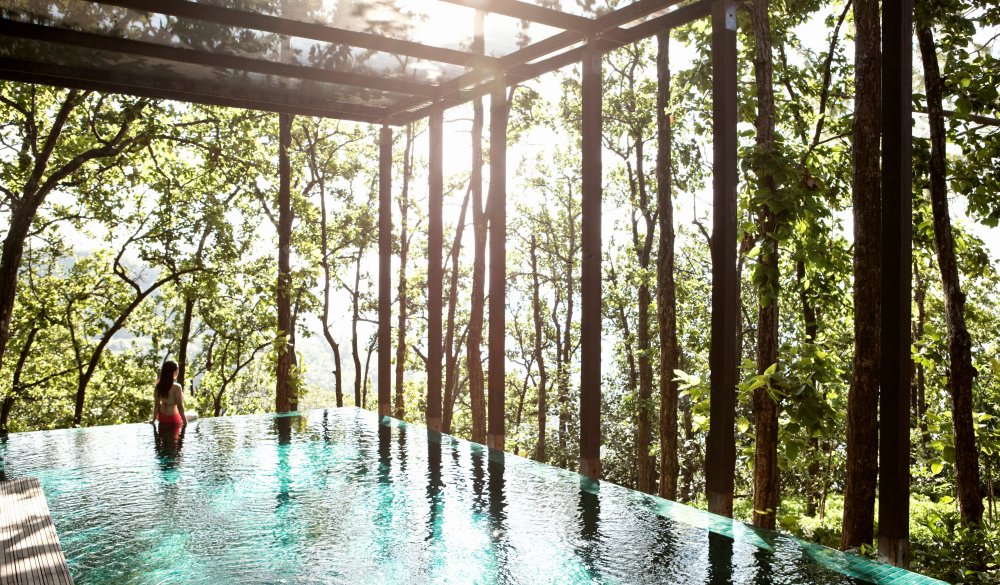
[0,18,436,98]
[88,0,499,70]
[0,57,388,123]
[393,0,711,124]
[387,0,701,122]
[438,0,593,32]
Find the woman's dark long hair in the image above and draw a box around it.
[156,360,178,399]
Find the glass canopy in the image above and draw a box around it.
[0,0,713,124]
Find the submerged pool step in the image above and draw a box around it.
[0,477,73,585]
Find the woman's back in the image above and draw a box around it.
[158,383,183,415]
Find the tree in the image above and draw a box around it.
[275,113,296,413]
[656,31,681,501]
[0,87,152,377]
[749,0,783,531]
[842,0,882,550]
[916,9,984,526]
[466,11,488,444]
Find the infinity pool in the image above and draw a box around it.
[0,408,941,584]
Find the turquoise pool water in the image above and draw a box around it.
[0,408,942,584]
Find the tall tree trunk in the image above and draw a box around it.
[634,143,657,495]
[395,124,414,420]
[750,0,781,531]
[351,247,364,407]
[842,0,881,550]
[177,296,195,387]
[275,113,296,413]
[467,11,488,444]
[917,24,984,527]
[530,235,549,462]
[442,187,472,434]
[558,191,577,468]
[656,30,680,501]
[317,140,344,407]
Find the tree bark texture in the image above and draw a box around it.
[842,0,881,550]
[275,112,296,413]
[750,0,781,532]
[530,235,549,462]
[395,124,414,421]
[352,248,364,407]
[442,187,471,434]
[467,13,488,444]
[623,131,657,492]
[917,24,984,526]
[656,31,680,501]
[177,296,195,388]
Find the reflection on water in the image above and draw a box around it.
[153,424,185,469]
[0,409,874,585]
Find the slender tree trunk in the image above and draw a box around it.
[0,326,39,432]
[442,187,472,434]
[395,124,414,421]
[467,12,488,444]
[656,31,680,501]
[317,143,343,407]
[362,339,375,409]
[750,0,781,531]
[918,24,984,527]
[842,0,881,550]
[530,235,549,462]
[632,141,657,495]
[558,192,576,468]
[177,296,195,387]
[352,249,364,407]
[275,113,296,413]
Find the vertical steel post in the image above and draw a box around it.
[427,107,444,432]
[487,75,507,451]
[878,0,913,567]
[579,44,603,480]
[706,0,738,517]
[378,125,393,419]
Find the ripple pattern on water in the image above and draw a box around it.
[0,408,876,585]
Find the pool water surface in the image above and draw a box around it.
[0,408,943,584]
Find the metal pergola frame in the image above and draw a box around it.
[0,0,913,563]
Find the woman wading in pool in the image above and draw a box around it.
[150,360,187,428]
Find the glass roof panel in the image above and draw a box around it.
[0,36,408,109]
[1,0,470,84]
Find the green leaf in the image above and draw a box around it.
[930,461,944,475]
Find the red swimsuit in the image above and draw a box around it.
[157,411,183,426]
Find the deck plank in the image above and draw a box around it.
[0,479,72,585]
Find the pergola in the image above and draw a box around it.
[0,0,914,566]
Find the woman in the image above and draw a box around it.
[150,360,187,428]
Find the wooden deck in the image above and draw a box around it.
[0,478,73,585]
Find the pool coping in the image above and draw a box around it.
[378,411,947,585]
